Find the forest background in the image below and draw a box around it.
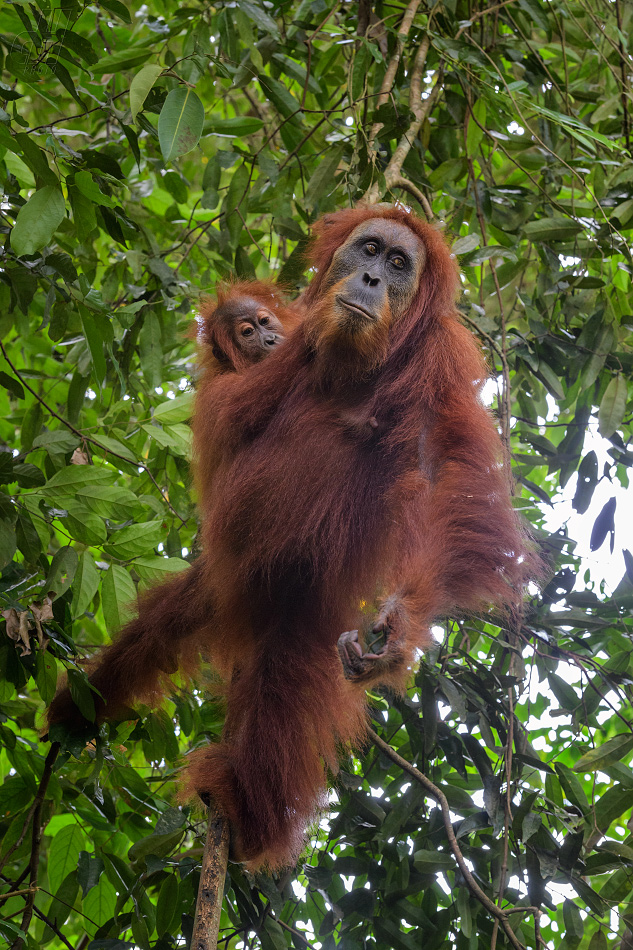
[1,1,633,948]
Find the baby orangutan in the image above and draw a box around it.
[199,281,297,375]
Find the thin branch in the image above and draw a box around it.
[10,743,59,950]
[0,889,37,902]
[365,65,444,203]
[367,0,423,148]
[615,0,631,152]
[31,904,76,950]
[454,0,520,38]
[491,690,515,950]
[368,728,527,950]
[466,153,511,450]
[191,803,230,950]
[278,93,347,172]
[301,3,342,110]
[0,339,187,526]
[390,174,433,220]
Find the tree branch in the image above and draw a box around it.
[10,743,59,950]
[191,803,230,950]
[364,65,444,204]
[368,728,527,950]
[390,174,433,220]
[366,0,423,148]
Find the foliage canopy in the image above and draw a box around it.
[1,1,633,948]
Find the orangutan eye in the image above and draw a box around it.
[391,255,405,269]
[259,316,269,326]
[365,243,378,256]
[241,326,254,337]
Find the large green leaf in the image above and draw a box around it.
[11,186,65,255]
[158,88,205,162]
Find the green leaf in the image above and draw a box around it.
[223,163,250,248]
[574,734,633,772]
[71,553,101,616]
[134,556,189,586]
[46,546,78,598]
[595,785,633,832]
[93,435,137,463]
[598,375,627,438]
[258,75,303,124]
[139,311,163,389]
[44,465,114,494]
[237,0,280,37]
[34,651,57,705]
[63,503,108,545]
[130,63,163,121]
[466,99,486,153]
[588,932,609,950]
[101,564,136,635]
[80,307,107,386]
[205,115,264,136]
[83,875,117,927]
[452,233,480,255]
[350,44,370,102]
[562,898,583,943]
[305,145,344,208]
[103,521,164,559]
[48,825,86,894]
[158,87,205,162]
[523,216,583,241]
[156,873,179,935]
[77,485,140,520]
[153,391,193,424]
[11,186,65,256]
[413,850,455,872]
[73,170,115,207]
[0,519,17,568]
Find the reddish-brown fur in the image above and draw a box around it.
[47,284,295,729]
[184,206,536,867]
[48,206,536,872]
[197,280,297,375]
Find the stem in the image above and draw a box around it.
[10,743,59,950]
[191,804,230,950]
[368,728,527,950]
[615,0,631,152]
[366,0,423,148]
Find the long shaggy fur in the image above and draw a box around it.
[48,205,538,871]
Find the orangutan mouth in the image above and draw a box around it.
[336,297,377,321]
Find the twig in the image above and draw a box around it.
[301,3,341,110]
[454,0,519,38]
[367,0,423,148]
[368,728,527,950]
[28,90,129,132]
[0,889,37,902]
[236,207,270,262]
[191,803,230,950]
[10,743,60,950]
[466,154,512,449]
[365,65,444,203]
[31,904,76,950]
[278,93,347,172]
[0,339,187,526]
[390,175,433,220]
[491,690,515,950]
[615,0,631,152]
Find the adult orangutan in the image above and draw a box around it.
[48,206,535,871]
